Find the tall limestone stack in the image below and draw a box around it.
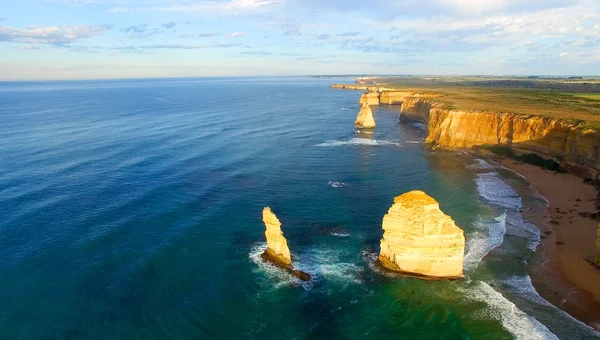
[260,207,311,281]
[359,91,380,106]
[355,102,376,129]
[378,190,465,279]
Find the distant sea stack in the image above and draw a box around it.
[355,102,376,129]
[260,207,311,281]
[378,191,465,279]
[359,92,380,106]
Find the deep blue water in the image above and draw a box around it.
[0,77,599,339]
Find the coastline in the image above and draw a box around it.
[500,159,600,329]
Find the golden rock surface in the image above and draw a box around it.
[379,190,465,278]
[262,207,291,268]
[359,92,380,106]
[355,102,376,129]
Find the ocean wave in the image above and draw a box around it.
[249,242,304,289]
[500,275,600,338]
[328,181,349,188]
[463,212,507,272]
[475,172,522,209]
[409,122,427,130]
[316,138,401,147]
[468,159,495,170]
[330,231,351,237]
[405,140,422,144]
[250,243,363,289]
[460,280,558,339]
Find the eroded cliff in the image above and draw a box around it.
[398,96,600,180]
[379,190,465,278]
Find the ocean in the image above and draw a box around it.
[0,77,598,339]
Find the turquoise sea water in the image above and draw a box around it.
[0,77,598,339]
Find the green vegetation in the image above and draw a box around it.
[371,76,600,125]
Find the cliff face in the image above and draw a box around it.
[359,92,380,106]
[596,223,600,266]
[379,91,412,105]
[379,190,465,278]
[399,97,600,180]
[262,207,292,269]
[355,103,376,128]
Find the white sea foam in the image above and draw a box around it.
[468,158,495,170]
[463,212,507,272]
[460,281,558,339]
[406,140,422,144]
[330,231,351,237]
[409,122,427,130]
[250,243,363,289]
[327,181,349,188]
[475,172,522,209]
[500,275,600,338]
[249,243,304,289]
[341,107,351,111]
[316,138,400,147]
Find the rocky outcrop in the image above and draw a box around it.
[355,102,376,128]
[399,96,600,181]
[378,190,465,279]
[596,222,600,266]
[359,92,380,106]
[260,207,311,281]
[379,91,411,105]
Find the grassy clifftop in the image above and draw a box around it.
[370,76,600,129]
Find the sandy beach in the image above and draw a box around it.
[501,159,600,328]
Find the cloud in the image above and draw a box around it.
[317,33,332,40]
[0,24,111,46]
[46,0,104,4]
[162,21,176,29]
[239,51,272,55]
[228,32,247,38]
[17,45,42,50]
[120,24,148,34]
[336,32,360,37]
[115,43,241,52]
[110,0,281,14]
[180,32,219,38]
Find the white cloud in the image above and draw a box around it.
[109,0,281,14]
[228,32,247,38]
[0,25,111,46]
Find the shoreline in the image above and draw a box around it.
[500,159,600,329]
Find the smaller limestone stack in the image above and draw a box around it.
[359,92,380,106]
[378,191,465,279]
[355,102,376,129]
[260,207,311,281]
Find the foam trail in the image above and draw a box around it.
[475,172,522,209]
[460,281,558,340]
[463,212,507,272]
[316,138,400,147]
[468,158,495,170]
[295,248,363,286]
[249,242,301,289]
[405,140,422,144]
[328,181,349,188]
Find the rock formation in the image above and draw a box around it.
[355,102,376,129]
[378,190,465,279]
[596,222,600,266]
[359,92,380,106]
[260,207,311,281]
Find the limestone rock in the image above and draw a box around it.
[378,190,465,278]
[261,207,291,269]
[260,207,311,281]
[355,102,376,129]
[359,92,380,106]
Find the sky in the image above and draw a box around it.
[0,0,599,80]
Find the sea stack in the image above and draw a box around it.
[260,207,311,281]
[355,102,376,129]
[378,190,465,279]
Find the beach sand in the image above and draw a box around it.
[501,159,600,328]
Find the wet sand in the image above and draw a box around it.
[501,159,600,329]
